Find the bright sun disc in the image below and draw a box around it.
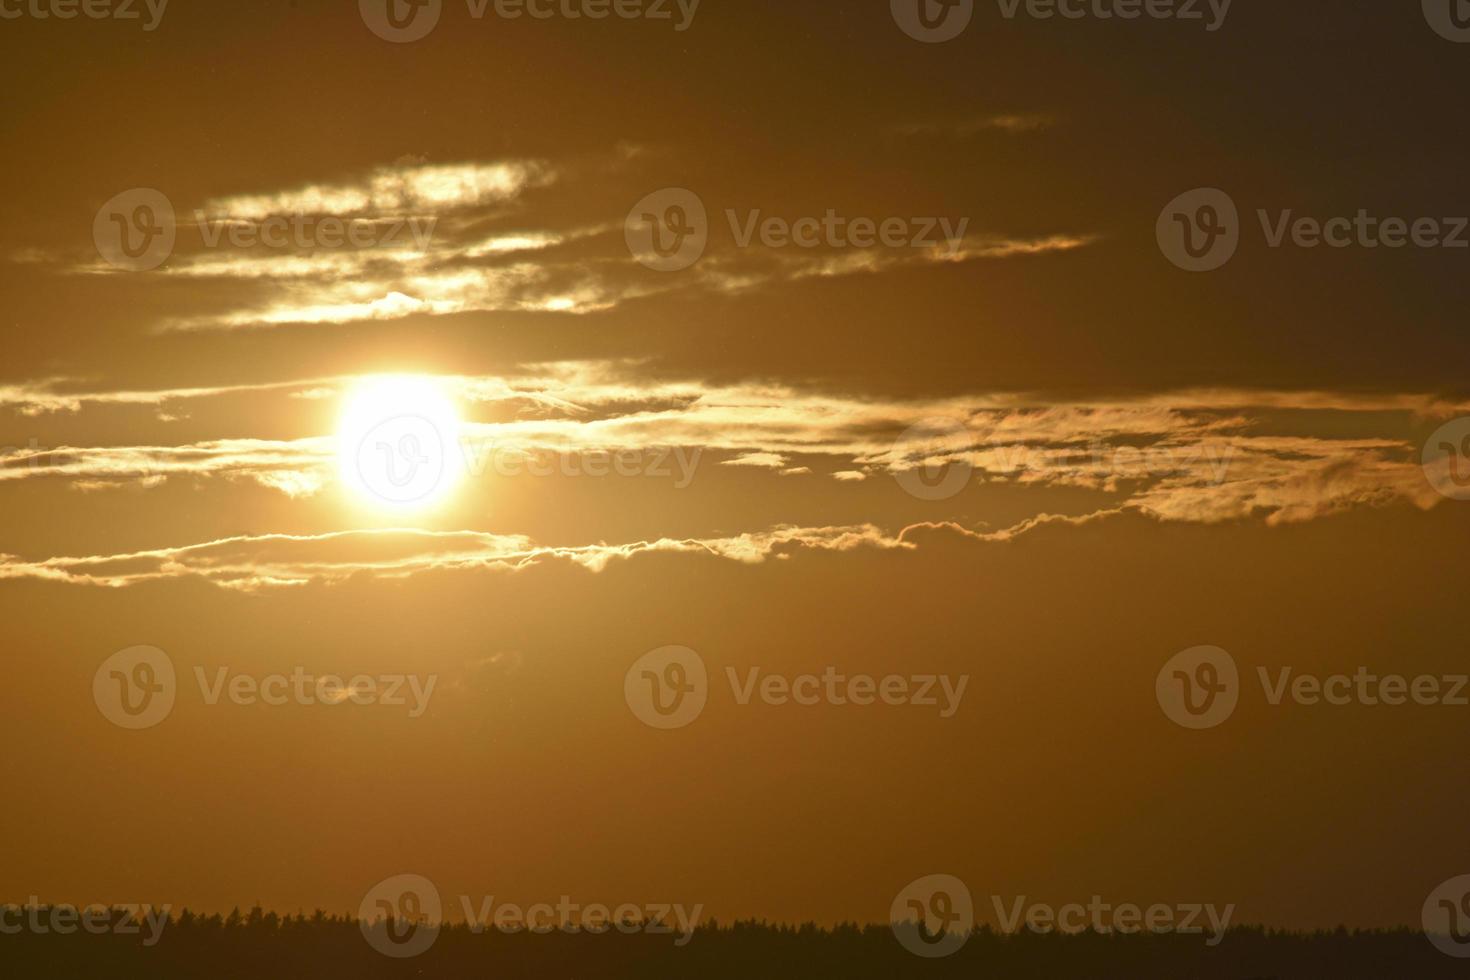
[337,376,463,511]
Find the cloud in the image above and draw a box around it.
[890,114,1056,137]
[30,148,1101,332]
[2,365,1459,535]
[0,524,919,591]
[0,437,334,498]
[720,452,789,469]
[775,233,1098,283]
[14,491,1423,592]
[199,161,553,220]
[0,377,336,416]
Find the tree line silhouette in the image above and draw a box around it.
[0,905,1461,978]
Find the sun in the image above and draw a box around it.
[337,375,464,511]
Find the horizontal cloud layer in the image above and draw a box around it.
[0,363,1461,580]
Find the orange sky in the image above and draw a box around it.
[2,0,1469,933]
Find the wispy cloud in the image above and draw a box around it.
[1,364,1459,538]
[890,114,1056,137]
[199,161,553,220]
[0,438,333,497]
[24,150,1100,332]
[0,524,919,591]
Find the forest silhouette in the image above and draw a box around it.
[2,904,1463,978]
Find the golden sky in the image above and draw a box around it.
[2,0,1469,936]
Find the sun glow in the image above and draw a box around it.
[336,375,464,511]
